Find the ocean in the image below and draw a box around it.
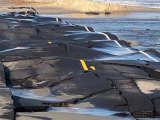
[63,12,160,52]
[92,0,160,8]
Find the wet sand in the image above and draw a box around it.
[16,112,134,120]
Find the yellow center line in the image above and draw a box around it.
[80,59,89,71]
[90,66,96,71]
[48,41,52,44]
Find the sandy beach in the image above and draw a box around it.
[4,0,160,14]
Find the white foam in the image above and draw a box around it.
[139,51,159,62]
[0,47,30,53]
[11,88,57,102]
[48,107,128,116]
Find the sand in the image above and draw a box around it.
[4,0,160,14]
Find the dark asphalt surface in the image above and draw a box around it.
[0,7,160,120]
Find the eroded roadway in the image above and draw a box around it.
[0,8,160,120]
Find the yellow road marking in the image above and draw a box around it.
[80,59,89,71]
[48,41,52,44]
[90,66,96,71]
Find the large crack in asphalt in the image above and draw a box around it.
[44,88,115,108]
[113,67,156,117]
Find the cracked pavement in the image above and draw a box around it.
[0,7,160,120]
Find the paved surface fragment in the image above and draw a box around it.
[0,64,14,120]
